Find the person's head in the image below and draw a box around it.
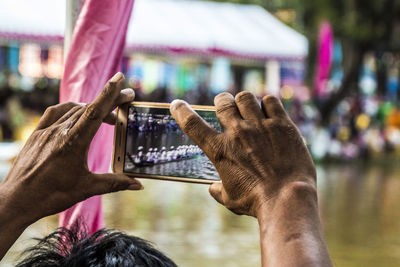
[16,222,176,267]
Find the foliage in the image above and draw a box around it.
[205,0,400,122]
[303,0,400,50]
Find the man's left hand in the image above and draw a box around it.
[0,72,142,227]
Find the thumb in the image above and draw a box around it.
[209,182,225,205]
[89,173,143,195]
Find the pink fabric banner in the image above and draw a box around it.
[59,0,134,233]
[314,21,333,98]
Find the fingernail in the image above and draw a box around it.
[111,72,124,82]
[128,183,144,190]
[125,88,135,99]
[170,99,187,112]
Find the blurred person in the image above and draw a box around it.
[144,85,172,103]
[15,221,176,267]
[0,73,332,266]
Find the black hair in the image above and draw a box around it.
[16,221,177,267]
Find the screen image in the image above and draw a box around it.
[124,105,221,181]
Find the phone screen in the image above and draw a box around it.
[123,104,221,181]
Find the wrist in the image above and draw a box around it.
[256,180,318,227]
[0,181,38,230]
[256,181,332,267]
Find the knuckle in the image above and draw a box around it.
[70,105,83,114]
[245,146,256,155]
[263,118,280,129]
[44,105,56,115]
[84,104,101,121]
[208,135,227,162]
[107,80,119,89]
[181,113,200,132]
[231,125,241,136]
[228,121,242,138]
[102,82,117,98]
[63,101,78,109]
[235,91,255,104]
[216,101,236,116]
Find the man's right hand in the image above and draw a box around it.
[170,92,332,266]
[170,91,316,218]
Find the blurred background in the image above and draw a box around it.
[1,0,400,266]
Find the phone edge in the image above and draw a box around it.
[112,101,219,184]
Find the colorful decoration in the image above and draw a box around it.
[45,45,64,79]
[314,21,333,98]
[18,44,43,78]
[8,43,19,74]
[58,0,134,233]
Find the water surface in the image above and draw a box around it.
[2,162,400,266]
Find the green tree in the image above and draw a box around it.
[303,0,400,123]
[206,0,400,122]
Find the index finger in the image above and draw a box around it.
[70,72,126,143]
[170,99,219,155]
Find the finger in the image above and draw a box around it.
[261,95,289,119]
[170,99,219,154]
[235,91,264,121]
[103,88,134,125]
[61,109,114,135]
[114,88,135,108]
[209,182,225,205]
[209,182,233,208]
[54,104,84,125]
[209,183,248,216]
[36,102,79,130]
[214,92,242,129]
[70,72,126,144]
[103,112,117,125]
[58,89,132,127]
[103,89,134,125]
[89,173,143,196]
[59,108,85,134]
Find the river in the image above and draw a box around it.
[2,161,400,266]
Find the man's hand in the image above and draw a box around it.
[170,92,332,266]
[0,73,142,243]
[170,91,316,217]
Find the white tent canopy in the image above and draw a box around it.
[0,0,308,61]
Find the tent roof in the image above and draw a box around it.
[0,0,308,61]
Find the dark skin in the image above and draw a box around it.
[0,73,143,259]
[0,73,332,266]
[170,92,332,266]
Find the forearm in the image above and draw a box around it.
[257,182,332,267]
[0,218,27,260]
[0,183,34,260]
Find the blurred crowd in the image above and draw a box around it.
[2,71,400,162]
[289,96,400,161]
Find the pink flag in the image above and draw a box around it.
[59,0,134,233]
[314,21,333,98]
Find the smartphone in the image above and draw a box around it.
[113,102,221,184]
